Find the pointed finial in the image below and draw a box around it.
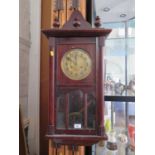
[73,17,81,27]
[53,17,60,28]
[94,16,101,28]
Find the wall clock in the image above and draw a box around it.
[42,9,111,147]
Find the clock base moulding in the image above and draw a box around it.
[46,134,108,146]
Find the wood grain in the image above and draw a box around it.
[40,0,52,154]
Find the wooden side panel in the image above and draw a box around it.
[40,0,52,155]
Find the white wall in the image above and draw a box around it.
[28,0,41,154]
[19,0,31,120]
[19,0,41,154]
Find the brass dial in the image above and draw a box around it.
[61,49,92,80]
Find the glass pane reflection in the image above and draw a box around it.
[103,22,125,39]
[128,19,135,38]
[104,39,125,96]
[104,30,135,96]
[68,90,84,129]
[87,92,96,129]
[127,38,135,96]
[56,94,66,129]
[104,101,135,154]
[128,102,135,153]
[113,102,126,131]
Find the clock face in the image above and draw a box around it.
[61,48,92,80]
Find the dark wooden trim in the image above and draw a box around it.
[46,134,107,146]
[65,93,69,129]
[104,96,135,102]
[97,36,106,137]
[56,37,96,44]
[48,37,56,134]
[40,0,52,154]
[42,29,112,38]
[84,93,88,128]
[86,0,92,24]
[55,129,96,135]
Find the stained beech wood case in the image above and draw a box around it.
[42,10,111,146]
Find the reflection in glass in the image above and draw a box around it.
[104,39,125,96]
[103,22,125,39]
[104,101,135,154]
[56,94,66,128]
[104,20,135,96]
[127,38,135,96]
[112,102,126,132]
[68,90,84,129]
[105,102,126,131]
[87,92,96,129]
[128,102,135,124]
[128,19,135,38]
[128,102,135,152]
[104,101,112,133]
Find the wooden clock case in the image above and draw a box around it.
[42,10,111,146]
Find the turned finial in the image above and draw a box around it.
[53,17,60,28]
[94,16,101,28]
[73,17,81,27]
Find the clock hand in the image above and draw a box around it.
[67,57,74,64]
[66,56,77,70]
[75,54,78,65]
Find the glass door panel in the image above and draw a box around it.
[56,94,66,129]
[87,92,96,129]
[68,90,84,129]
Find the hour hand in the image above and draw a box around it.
[66,57,76,66]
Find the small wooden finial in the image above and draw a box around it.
[53,17,60,28]
[94,16,101,28]
[73,17,81,27]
